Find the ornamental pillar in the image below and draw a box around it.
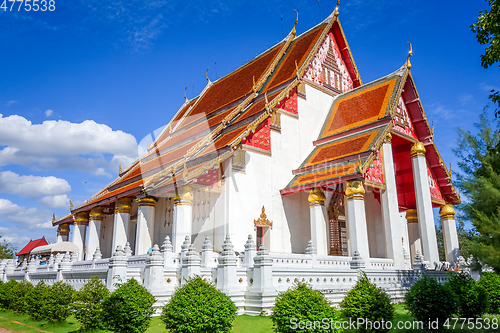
[172,186,193,254]
[112,198,132,252]
[380,133,405,269]
[406,209,422,266]
[72,212,88,261]
[57,223,70,243]
[86,207,103,260]
[135,197,156,255]
[345,179,370,265]
[411,142,440,266]
[308,188,328,256]
[440,204,460,264]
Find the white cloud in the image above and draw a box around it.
[45,109,53,117]
[5,100,18,107]
[3,235,31,248]
[0,114,138,175]
[38,194,70,209]
[0,226,11,234]
[0,198,53,229]
[0,171,71,199]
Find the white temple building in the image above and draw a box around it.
[1,9,462,313]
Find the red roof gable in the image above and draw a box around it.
[16,236,48,256]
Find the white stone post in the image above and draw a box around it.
[345,179,370,266]
[135,197,156,255]
[440,204,460,264]
[172,186,193,254]
[411,142,440,266]
[406,209,422,266]
[217,235,238,294]
[243,235,257,268]
[112,198,132,252]
[143,244,165,293]
[250,244,274,293]
[72,212,88,261]
[308,188,328,256]
[57,223,70,243]
[380,133,405,269]
[201,236,217,268]
[107,245,128,290]
[161,236,176,268]
[181,244,201,283]
[86,207,103,261]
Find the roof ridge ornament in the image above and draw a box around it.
[406,42,413,69]
[291,9,298,36]
[206,67,210,83]
[184,86,187,101]
[70,200,74,210]
[334,0,340,17]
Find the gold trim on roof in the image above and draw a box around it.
[254,206,273,229]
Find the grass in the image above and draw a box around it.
[1,306,499,333]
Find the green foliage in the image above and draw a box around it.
[101,278,156,333]
[0,280,17,309]
[454,110,500,272]
[340,272,394,333]
[471,0,500,69]
[26,281,50,321]
[405,274,457,328]
[271,282,341,333]
[161,276,237,333]
[73,276,110,331]
[0,236,15,259]
[44,281,75,323]
[445,272,488,318]
[10,280,34,314]
[479,272,500,314]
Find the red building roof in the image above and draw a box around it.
[16,237,49,256]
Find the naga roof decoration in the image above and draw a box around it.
[60,10,362,223]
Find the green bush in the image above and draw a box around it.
[101,278,156,333]
[161,276,237,333]
[26,281,50,321]
[73,276,110,331]
[445,271,488,318]
[406,274,457,329]
[10,280,33,314]
[0,280,17,309]
[43,281,75,323]
[478,272,500,314]
[340,272,394,333]
[271,282,341,333]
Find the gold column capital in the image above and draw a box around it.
[89,207,104,219]
[115,197,132,214]
[137,196,156,207]
[74,212,89,225]
[345,179,365,200]
[174,186,193,206]
[406,209,418,223]
[308,188,326,206]
[411,141,426,157]
[439,204,455,219]
[57,223,70,236]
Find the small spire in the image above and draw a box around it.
[406,42,413,69]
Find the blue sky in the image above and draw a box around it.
[0,0,498,250]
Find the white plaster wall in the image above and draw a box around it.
[152,197,173,247]
[191,189,224,251]
[100,214,114,258]
[364,190,386,258]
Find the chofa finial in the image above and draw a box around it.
[406,42,413,69]
[206,67,210,82]
[334,0,340,16]
[70,200,74,210]
[184,86,187,100]
[291,9,298,35]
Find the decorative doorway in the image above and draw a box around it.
[328,193,347,256]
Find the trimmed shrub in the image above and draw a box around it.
[44,281,75,323]
[162,276,237,333]
[73,276,110,331]
[271,282,341,333]
[445,271,488,318]
[406,274,457,329]
[101,278,156,333]
[10,280,33,314]
[26,281,50,321]
[0,280,17,309]
[340,272,394,333]
[478,272,500,314]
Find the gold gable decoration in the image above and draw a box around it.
[254,206,273,229]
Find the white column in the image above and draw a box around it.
[308,188,328,256]
[380,133,405,269]
[57,223,70,243]
[440,204,460,264]
[112,198,132,252]
[86,207,103,260]
[72,212,88,261]
[345,180,370,264]
[135,197,156,255]
[172,186,193,254]
[411,142,440,266]
[406,209,422,266]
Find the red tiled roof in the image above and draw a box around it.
[16,237,48,256]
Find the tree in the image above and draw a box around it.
[0,236,15,259]
[471,0,500,115]
[73,276,110,331]
[454,109,500,272]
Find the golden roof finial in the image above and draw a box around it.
[206,67,210,82]
[358,155,365,174]
[119,164,122,174]
[406,41,413,69]
[334,0,340,16]
[52,213,55,223]
[252,76,257,93]
[69,200,74,210]
[147,139,150,149]
[184,86,187,100]
[431,121,435,136]
[292,9,298,35]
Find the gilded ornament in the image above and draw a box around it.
[410,141,426,157]
[254,206,273,229]
[406,209,418,223]
[138,196,156,207]
[174,186,193,202]
[89,207,104,218]
[115,197,132,213]
[345,180,365,196]
[406,42,412,69]
[73,212,89,224]
[384,132,392,142]
[57,223,70,234]
[439,204,455,217]
[70,200,74,210]
[308,188,326,204]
